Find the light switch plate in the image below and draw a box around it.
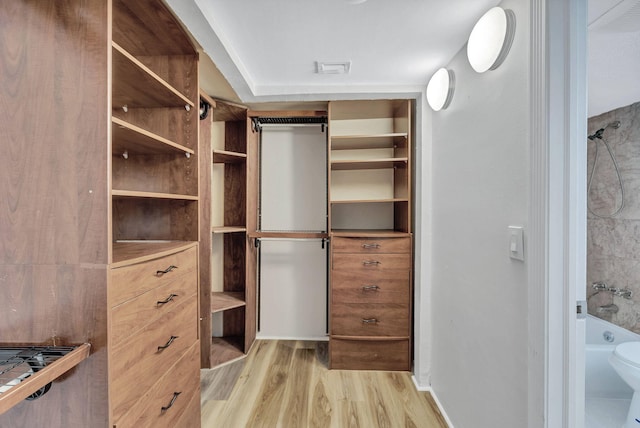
[508,226,525,261]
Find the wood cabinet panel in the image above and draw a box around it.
[114,342,200,428]
[331,270,410,304]
[110,297,198,421]
[331,236,410,254]
[110,246,197,306]
[111,269,197,344]
[331,253,411,272]
[331,303,409,337]
[330,338,410,371]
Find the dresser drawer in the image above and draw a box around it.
[332,236,410,254]
[331,270,410,304]
[111,296,198,421]
[332,253,411,272]
[114,342,200,428]
[331,302,409,337]
[330,338,410,371]
[110,245,197,306]
[111,268,197,345]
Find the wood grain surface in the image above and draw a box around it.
[201,340,449,428]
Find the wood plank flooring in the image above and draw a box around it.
[201,340,449,428]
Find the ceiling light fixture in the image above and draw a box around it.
[426,68,454,111]
[467,7,516,73]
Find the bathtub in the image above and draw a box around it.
[586,314,638,399]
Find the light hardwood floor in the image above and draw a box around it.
[201,340,448,428]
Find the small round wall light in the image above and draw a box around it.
[467,7,516,73]
[426,68,454,111]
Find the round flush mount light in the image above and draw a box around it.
[426,68,454,111]
[467,7,516,73]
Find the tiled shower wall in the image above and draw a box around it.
[587,101,640,332]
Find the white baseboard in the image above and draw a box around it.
[255,335,329,341]
[411,375,455,428]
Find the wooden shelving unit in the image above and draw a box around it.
[328,100,413,371]
[0,0,201,425]
[200,99,258,369]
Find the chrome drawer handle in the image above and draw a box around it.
[161,391,182,413]
[156,265,178,276]
[362,243,381,249]
[362,260,381,266]
[362,318,379,324]
[157,293,178,306]
[157,335,178,352]
[362,285,380,291]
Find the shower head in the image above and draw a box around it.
[588,121,621,140]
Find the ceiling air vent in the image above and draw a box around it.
[315,61,351,74]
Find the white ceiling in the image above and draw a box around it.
[167,0,499,101]
[168,0,640,115]
[588,0,640,117]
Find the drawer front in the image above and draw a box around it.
[111,297,198,421]
[331,270,410,304]
[332,236,410,254]
[330,338,410,371]
[332,253,411,272]
[114,342,200,428]
[111,268,197,345]
[111,246,197,306]
[331,303,409,337]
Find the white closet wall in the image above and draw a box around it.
[257,125,328,340]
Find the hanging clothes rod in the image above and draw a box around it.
[251,116,327,132]
[250,231,328,239]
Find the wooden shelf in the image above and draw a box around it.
[112,42,194,109]
[331,229,412,238]
[210,337,245,367]
[111,240,197,267]
[211,292,246,313]
[331,133,408,150]
[112,117,194,156]
[213,150,247,164]
[331,158,408,170]
[249,231,328,239]
[330,198,409,204]
[112,189,198,201]
[212,226,247,234]
[0,344,90,416]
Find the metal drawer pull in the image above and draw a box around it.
[156,293,178,306]
[156,265,178,276]
[362,285,380,291]
[362,318,379,324]
[362,243,381,249]
[161,391,182,413]
[362,260,381,266]
[157,335,178,352]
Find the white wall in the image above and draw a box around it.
[428,1,530,426]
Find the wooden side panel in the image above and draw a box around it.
[223,233,246,291]
[0,0,110,425]
[245,117,260,351]
[111,0,195,56]
[199,104,213,367]
[224,163,247,226]
[225,120,248,154]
